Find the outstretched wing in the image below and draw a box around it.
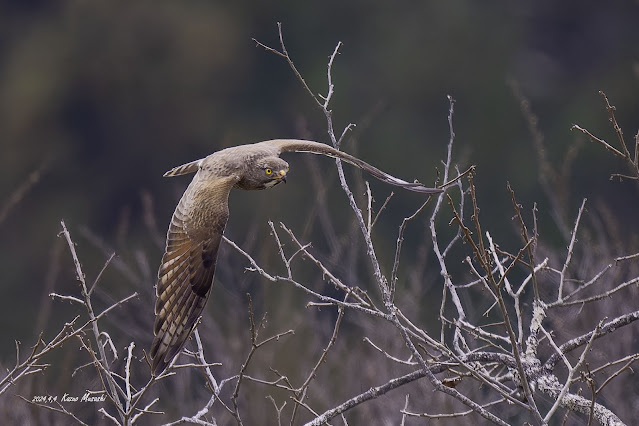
[263,139,442,194]
[150,175,233,375]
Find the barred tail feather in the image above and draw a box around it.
[164,159,203,177]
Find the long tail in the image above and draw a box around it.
[163,159,203,177]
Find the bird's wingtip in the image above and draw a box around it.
[151,357,169,377]
[163,159,203,177]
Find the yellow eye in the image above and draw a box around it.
[265,168,273,175]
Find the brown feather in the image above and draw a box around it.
[263,139,442,194]
[163,159,203,177]
[150,173,236,375]
[150,139,440,375]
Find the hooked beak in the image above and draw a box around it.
[278,169,287,184]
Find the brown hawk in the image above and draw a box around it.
[149,139,442,375]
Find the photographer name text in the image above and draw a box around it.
[32,392,106,404]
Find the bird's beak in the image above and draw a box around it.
[278,169,287,184]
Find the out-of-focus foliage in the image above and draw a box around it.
[1,1,638,423]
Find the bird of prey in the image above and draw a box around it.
[149,139,442,375]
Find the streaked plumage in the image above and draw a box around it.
[150,139,441,375]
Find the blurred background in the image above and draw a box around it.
[1,0,639,424]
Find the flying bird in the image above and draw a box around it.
[149,139,442,375]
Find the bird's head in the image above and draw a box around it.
[239,157,289,190]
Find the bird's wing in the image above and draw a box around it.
[150,175,235,375]
[265,139,442,194]
[163,158,204,177]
